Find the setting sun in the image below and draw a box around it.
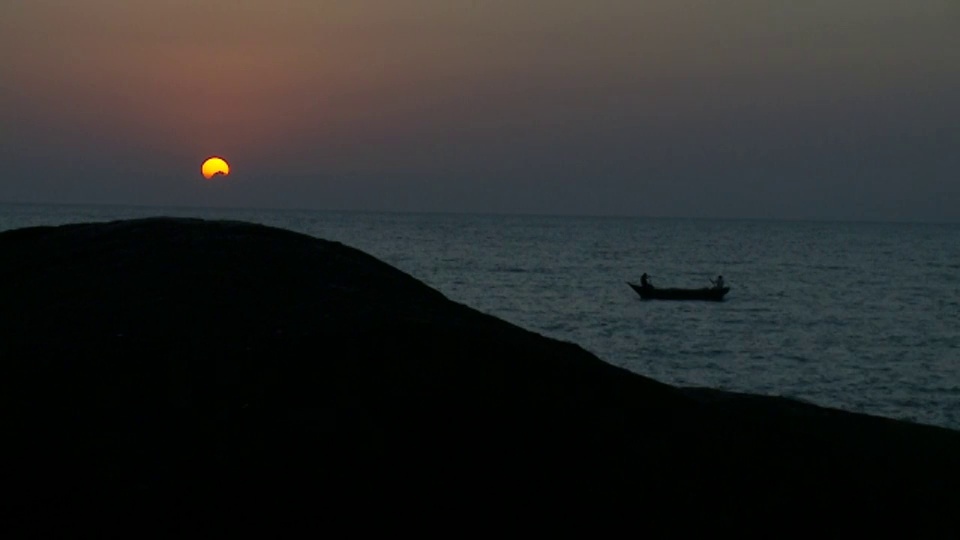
[201,157,230,179]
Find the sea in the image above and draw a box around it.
[2,202,959,431]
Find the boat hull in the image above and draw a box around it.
[627,282,729,301]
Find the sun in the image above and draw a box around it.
[201,157,230,179]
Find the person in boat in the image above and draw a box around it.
[710,275,725,289]
[640,273,652,288]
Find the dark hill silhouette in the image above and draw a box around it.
[1,218,958,535]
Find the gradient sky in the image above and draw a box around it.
[2,1,958,221]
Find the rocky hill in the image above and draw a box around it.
[2,218,957,535]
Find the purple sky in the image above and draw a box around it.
[2,1,958,221]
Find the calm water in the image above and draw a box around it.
[3,203,959,430]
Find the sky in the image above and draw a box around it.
[2,1,958,222]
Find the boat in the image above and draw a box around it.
[627,281,730,301]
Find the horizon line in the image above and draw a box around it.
[1,199,957,227]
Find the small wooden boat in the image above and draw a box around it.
[627,282,730,301]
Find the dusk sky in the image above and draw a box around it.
[2,1,958,221]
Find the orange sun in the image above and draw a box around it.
[201,156,230,179]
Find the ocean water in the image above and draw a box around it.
[2,203,959,430]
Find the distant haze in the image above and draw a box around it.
[2,1,958,222]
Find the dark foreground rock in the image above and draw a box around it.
[1,218,958,535]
